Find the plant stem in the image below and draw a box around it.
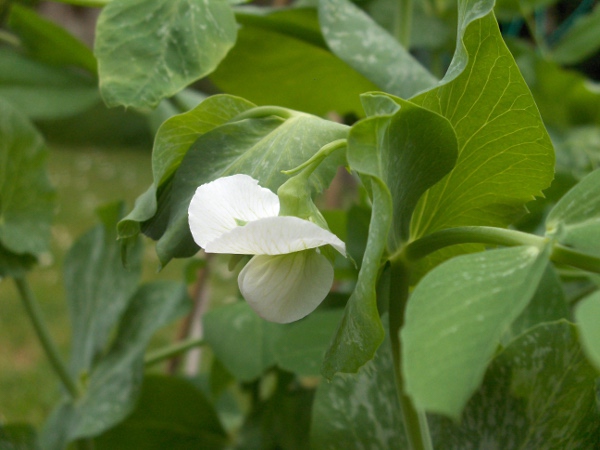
[281,139,347,176]
[144,337,206,368]
[388,261,433,450]
[395,0,413,48]
[231,105,298,122]
[51,0,110,6]
[13,276,80,399]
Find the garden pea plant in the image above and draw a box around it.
[1,0,600,448]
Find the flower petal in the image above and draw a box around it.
[238,251,334,323]
[188,174,280,248]
[204,216,346,255]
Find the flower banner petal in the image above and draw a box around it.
[205,216,346,255]
[238,251,334,323]
[188,174,280,248]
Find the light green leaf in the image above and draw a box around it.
[410,11,554,238]
[95,375,227,449]
[203,302,284,382]
[0,98,55,268]
[430,321,600,448]
[64,203,143,375]
[147,111,347,265]
[401,244,550,419]
[95,0,237,109]
[210,8,377,116]
[8,4,97,74]
[546,169,600,257]
[550,4,600,65]
[311,321,407,449]
[321,177,389,378]
[0,49,99,120]
[575,292,600,371]
[318,0,437,99]
[272,309,343,376]
[118,95,255,242]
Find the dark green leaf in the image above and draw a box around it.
[550,4,600,65]
[8,4,97,74]
[210,8,377,116]
[311,322,407,449]
[575,291,600,371]
[430,321,600,448]
[318,0,437,98]
[0,424,39,450]
[401,244,550,419]
[546,169,600,257]
[95,0,237,109]
[95,375,227,450]
[0,49,99,120]
[203,302,284,382]
[411,11,554,238]
[321,177,388,378]
[64,203,143,375]
[0,98,55,267]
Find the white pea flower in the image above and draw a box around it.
[188,174,345,323]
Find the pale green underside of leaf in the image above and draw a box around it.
[410,11,554,238]
[430,321,600,448]
[95,0,237,109]
[402,245,550,419]
[575,292,600,372]
[0,98,55,260]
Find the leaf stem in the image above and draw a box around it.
[231,105,299,122]
[13,276,80,399]
[144,337,206,367]
[388,261,433,450]
[282,139,347,176]
[50,0,110,6]
[395,0,413,48]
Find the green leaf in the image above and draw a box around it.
[318,0,437,99]
[321,177,389,378]
[430,321,600,448]
[95,375,227,449]
[550,4,600,65]
[203,302,284,382]
[349,93,458,246]
[546,169,600,257]
[401,244,550,419]
[8,4,97,74]
[0,49,99,120]
[575,292,600,371]
[311,321,407,449]
[0,424,39,450]
[410,11,554,238]
[501,264,569,345]
[64,203,143,375]
[0,98,55,270]
[210,8,377,116]
[118,94,255,242]
[147,110,348,265]
[272,309,343,377]
[95,0,237,109]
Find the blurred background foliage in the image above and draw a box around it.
[0,0,599,431]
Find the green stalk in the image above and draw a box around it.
[230,105,299,122]
[51,0,110,6]
[388,261,433,450]
[144,337,206,367]
[395,0,414,48]
[13,276,80,399]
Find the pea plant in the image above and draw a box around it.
[1,0,600,448]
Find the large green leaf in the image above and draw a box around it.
[430,321,600,448]
[0,49,99,120]
[118,94,255,242]
[401,244,550,419]
[210,8,378,116]
[95,375,227,449]
[546,169,600,257]
[146,110,348,265]
[8,4,97,74]
[311,322,407,449]
[550,4,600,65]
[95,0,237,109]
[0,98,55,273]
[318,0,437,99]
[410,10,554,238]
[203,302,284,382]
[575,292,600,371]
[64,204,143,375]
